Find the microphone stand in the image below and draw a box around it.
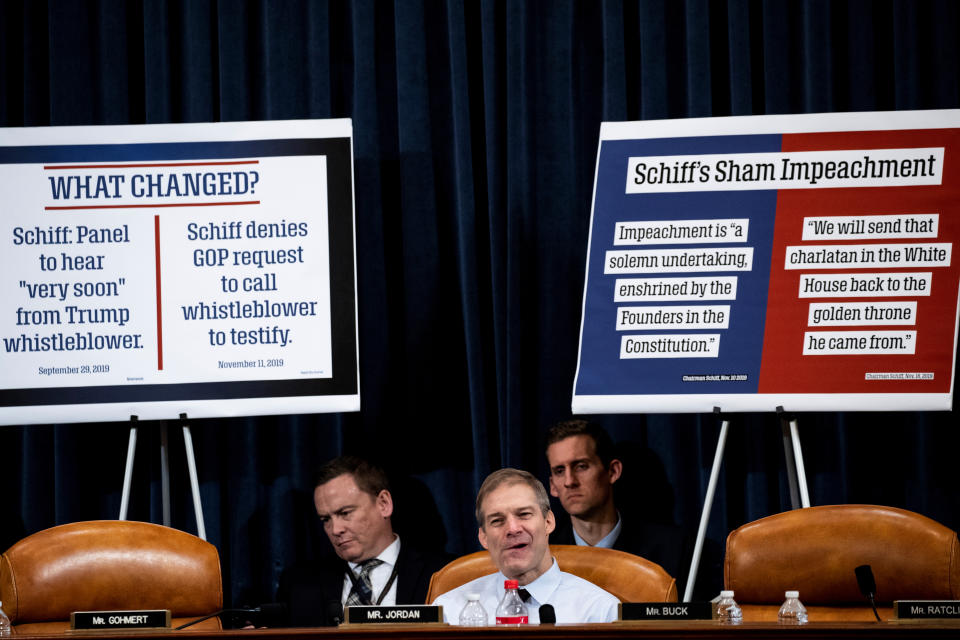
[854,564,882,622]
[175,609,239,630]
[176,605,285,630]
[865,593,881,622]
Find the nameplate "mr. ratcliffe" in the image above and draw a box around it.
[71,610,171,630]
[343,605,443,624]
[620,602,713,621]
[894,600,960,619]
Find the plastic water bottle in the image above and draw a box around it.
[778,590,808,625]
[715,590,742,624]
[458,593,488,627]
[495,579,529,625]
[0,600,11,637]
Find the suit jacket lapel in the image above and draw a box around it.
[394,543,416,603]
[324,559,350,604]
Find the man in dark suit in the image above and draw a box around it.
[545,420,720,600]
[277,456,449,626]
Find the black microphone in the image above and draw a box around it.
[326,599,344,625]
[256,603,288,617]
[855,564,881,622]
[174,603,288,630]
[539,604,556,624]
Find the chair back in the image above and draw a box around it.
[0,520,223,633]
[427,544,677,602]
[725,504,960,621]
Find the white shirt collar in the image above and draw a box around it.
[347,534,400,571]
[572,512,622,549]
[494,557,561,607]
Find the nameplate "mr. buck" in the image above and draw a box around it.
[620,602,713,621]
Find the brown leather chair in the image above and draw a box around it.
[725,504,960,622]
[426,544,677,602]
[0,520,223,634]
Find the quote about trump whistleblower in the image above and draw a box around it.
[4,159,326,382]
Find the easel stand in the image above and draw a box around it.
[118,413,207,540]
[682,407,810,602]
[779,407,811,510]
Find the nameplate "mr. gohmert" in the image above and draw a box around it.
[71,610,170,629]
[343,605,443,624]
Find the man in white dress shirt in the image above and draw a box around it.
[432,468,619,624]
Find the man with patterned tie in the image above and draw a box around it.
[278,456,449,626]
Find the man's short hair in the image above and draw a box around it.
[545,419,616,468]
[314,455,390,497]
[475,468,551,527]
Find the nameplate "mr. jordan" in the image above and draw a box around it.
[71,610,171,630]
[344,605,443,624]
[894,600,960,619]
[620,602,712,621]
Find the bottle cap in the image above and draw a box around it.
[504,579,519,589]
[720,590,734,598]
[785,590,799,598]
[466,593,481,601]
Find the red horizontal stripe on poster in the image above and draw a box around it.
[45,201,260,210]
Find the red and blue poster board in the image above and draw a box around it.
[0,120,359,425]
[573,110,960,413]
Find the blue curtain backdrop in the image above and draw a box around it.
[2,0,959,607]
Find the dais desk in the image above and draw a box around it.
[12,622,960,640]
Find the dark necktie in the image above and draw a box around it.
[345,558,383,606]
[519,588,532,602]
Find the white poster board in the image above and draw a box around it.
[0,119,359,424]
[573,110,960,413]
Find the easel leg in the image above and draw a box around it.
[684,407,728,602]
[180,413,207,540]
[161,422,171,526]
[119,416,138,520]
[778,407,811,509]
[788,418,811,508]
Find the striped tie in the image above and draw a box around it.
[345,558,384,607]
